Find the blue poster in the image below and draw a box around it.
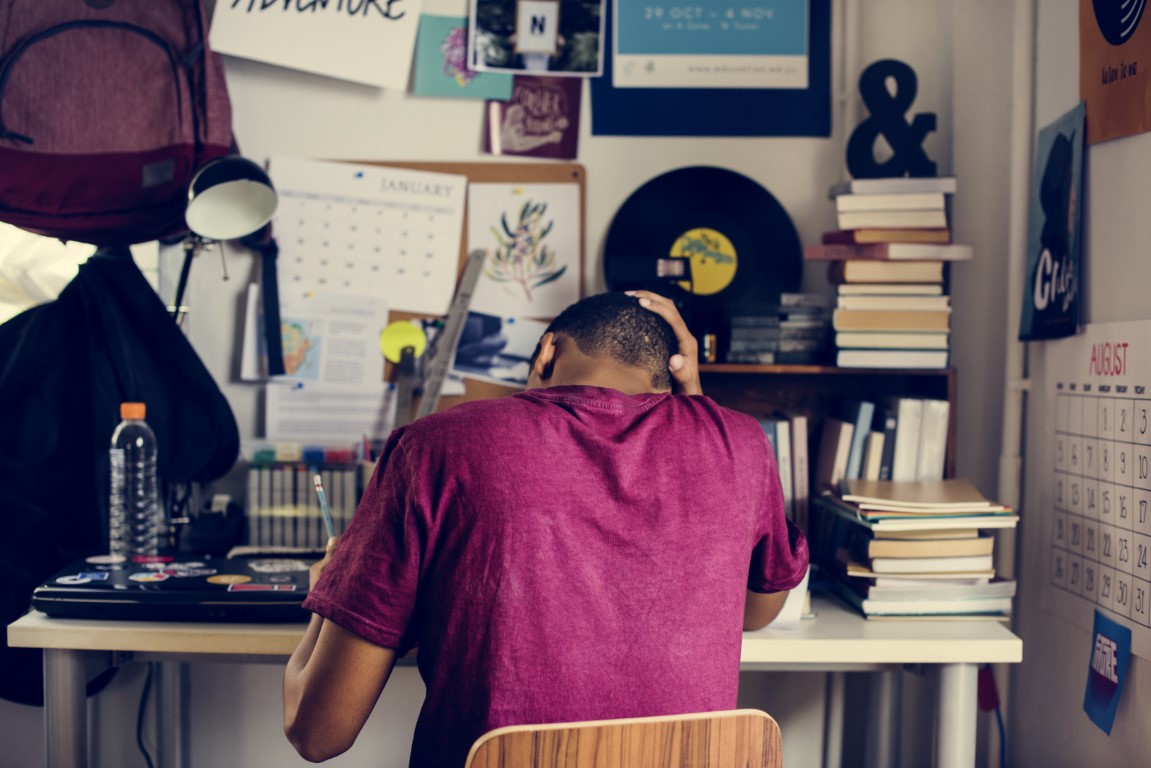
[1018,102,1084,341]
[614,1,809,89]
[1084,609,1132,735]
[591,0,830,136]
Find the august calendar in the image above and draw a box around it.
[1044,320,1151,659]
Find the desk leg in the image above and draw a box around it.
[156,661,189,768]
[867,670,902,768]
[43,649,88,768]
[936,663,977,768]
[822,671,845,768]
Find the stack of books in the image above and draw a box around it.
[811,478,1018,620]
[724,293,834,364]
[805,176,973,370]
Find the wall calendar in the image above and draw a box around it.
[1044,319,1151,659]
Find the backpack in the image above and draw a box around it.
[0,0,233,246]
[0,246,242,705]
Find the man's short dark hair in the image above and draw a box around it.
[540,292,677,390]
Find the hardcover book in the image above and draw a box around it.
[822,228,952,245]
[836,349,950,370]
[832,309,951,333]
[806,242,973,261]
[828,260,946,284]
[836,209,949,231]
[834,192,947,212]
[828,176,959,197]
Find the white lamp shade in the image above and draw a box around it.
[185,156,277,241]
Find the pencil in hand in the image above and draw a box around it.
[313,474,336,540]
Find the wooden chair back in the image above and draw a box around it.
[463,708,782,768]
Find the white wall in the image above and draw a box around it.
[2,1,1031,766]
[1009,1,1151,766]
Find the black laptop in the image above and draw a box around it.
[31,552,320,622]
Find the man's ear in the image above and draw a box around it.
[532,332,557,382]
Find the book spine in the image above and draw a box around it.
[916,399,951,480]
[874,408,899,481]
[890,398,924,482]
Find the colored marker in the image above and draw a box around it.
[313,474,336,539]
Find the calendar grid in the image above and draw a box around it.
[1050,390,1151,627]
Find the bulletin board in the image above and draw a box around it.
[356,160,587,409]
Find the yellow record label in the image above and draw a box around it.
[669,227,737,296]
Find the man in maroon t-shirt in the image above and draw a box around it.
[284,291,809,767]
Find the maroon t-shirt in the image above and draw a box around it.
[304,385,808,767]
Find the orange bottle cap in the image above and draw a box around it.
[120,402,146,420]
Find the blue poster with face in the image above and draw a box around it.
[1083,609,1132,735]
[1019,102,1085,341]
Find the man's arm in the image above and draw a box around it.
[284,540,400,762]
[743,589,790,631]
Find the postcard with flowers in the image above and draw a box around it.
[466,182,581,318]
[412,14,514,100]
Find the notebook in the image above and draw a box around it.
[31,552,320,622]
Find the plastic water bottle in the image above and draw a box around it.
[108,402,161,560]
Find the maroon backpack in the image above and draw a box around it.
[0,0,234,246]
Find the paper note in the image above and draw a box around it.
[266,382,396,443]
[210,0,424,89]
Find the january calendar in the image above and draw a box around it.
[1044,320,1151,659]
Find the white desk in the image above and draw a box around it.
[8,596,1021,768]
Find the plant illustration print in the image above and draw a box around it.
[486,200,567,301]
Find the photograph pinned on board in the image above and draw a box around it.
[412,14,514,100]
[451,311,549,388]
[468,0,606,77]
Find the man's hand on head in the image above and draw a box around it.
[626,290,703,396]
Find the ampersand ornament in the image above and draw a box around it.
[846,59,938,179]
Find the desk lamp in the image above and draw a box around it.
[171,155,278,324]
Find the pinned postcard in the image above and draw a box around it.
[466,182,580,318]
[484,75,581,159]
[412,14,514,100]
[1084,609,1132,734]
[210,0,423,89]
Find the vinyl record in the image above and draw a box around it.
[603,166,802,325]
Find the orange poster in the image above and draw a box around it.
[1080,0,1151,144]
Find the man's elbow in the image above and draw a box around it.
[743,589,789,631]
[285,718,355,763]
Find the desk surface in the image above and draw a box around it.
[8,597,1022,666]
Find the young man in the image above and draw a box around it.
[284,291,808,766]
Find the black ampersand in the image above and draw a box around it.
[846,59,937,178]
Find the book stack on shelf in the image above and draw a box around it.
[724,292,834,365]
[811,478,1018,620]
[813,395,950,496]
[804,176,973,370]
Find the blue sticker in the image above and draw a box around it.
[1084,609,1132,735]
